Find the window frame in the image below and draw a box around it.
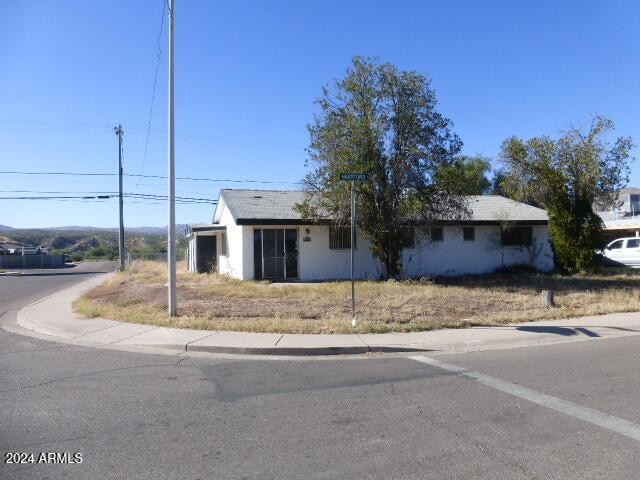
[220,232,227,255]
[399,227,416,249]
[462,227,475,242]
[500,226,533,247]
[329,226,355,250]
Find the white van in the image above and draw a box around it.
[601,237,640,267]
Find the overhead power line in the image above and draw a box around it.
[0,121,305,153]
[0,193,216,204]
[0,195,112,200]
[0,171,113,177]
[138,0,167,187]
[0,170,303,185]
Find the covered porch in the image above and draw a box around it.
[186,224,226,273]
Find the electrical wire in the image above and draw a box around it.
[0,193,216,204]
[0,170,302,184]
[0,121,305,153]
[138,0,167,188]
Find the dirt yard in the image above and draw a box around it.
[73,261,640,334]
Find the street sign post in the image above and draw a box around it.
[340,173,369,181]
[339,173,368,325]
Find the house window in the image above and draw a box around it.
[430,227,443,242]
[329,226,354,249]
[463,227,475,242]
[399,227,415,249]
[220,233,227,255]
[501,226,533,246]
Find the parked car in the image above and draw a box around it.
[600,237,640,267]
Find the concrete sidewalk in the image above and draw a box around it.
[15,273,640,356]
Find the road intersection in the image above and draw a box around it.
[2,263,639,479]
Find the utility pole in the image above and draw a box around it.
[114,124,125,271]
[167,0,177,316]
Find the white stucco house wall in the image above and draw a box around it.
[187,189,555,280]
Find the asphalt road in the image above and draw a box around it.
[0,261,117,315]
[1,264,639,479]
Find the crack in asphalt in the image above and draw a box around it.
[400,391,538,479]
[207,370,450,403]
[1,358,192,393]
[470,438,538,480]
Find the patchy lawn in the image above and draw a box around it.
[73,261,640,334]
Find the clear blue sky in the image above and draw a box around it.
[1,0,638,228]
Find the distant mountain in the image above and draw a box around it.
[0,225,188,253]
[123,225,188,235]
[2,225,187,235]
[46,226,114,232]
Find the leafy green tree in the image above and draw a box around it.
[297,56,467,279]
[500,115,634,273]
[433,155,491,195]
[489,168,511,198]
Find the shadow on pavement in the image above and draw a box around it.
[11,271,112,277]
[603,326,640,332]
[573,327,601,337]
[5,263,116,277]
[516,326,580,336]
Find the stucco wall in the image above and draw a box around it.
[257,224,552,280]
[194,221,554,280]
[298,225,381,280]
[188,236,197,272]
[401,225,554,277]
[217,206,245,278]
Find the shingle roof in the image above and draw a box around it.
[216,189,548,224]
[219,189,308,223]
[186,223,227,235]
[466,195,548,222]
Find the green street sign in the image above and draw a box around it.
[339,173,369,181]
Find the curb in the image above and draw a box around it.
[11,272,640,357]
[184,344,434,356]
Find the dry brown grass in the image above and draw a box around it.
[73,261,640,334]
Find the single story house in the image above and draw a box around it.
[187,189,554,280]
[596,187,640,241]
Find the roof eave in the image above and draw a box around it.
[235,218,548,226]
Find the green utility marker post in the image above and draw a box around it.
[339,173,368,325]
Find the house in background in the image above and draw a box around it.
[0,242,24,254]
[596,187,640,241]
[187,189,554,280]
